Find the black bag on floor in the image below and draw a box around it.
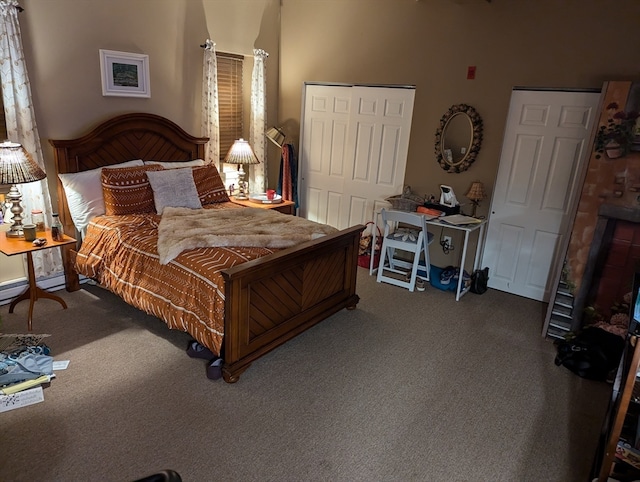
[470,267,489,294]
[554,327,625,381]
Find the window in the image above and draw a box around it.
[216,52,243,162]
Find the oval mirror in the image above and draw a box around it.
[434,104,483,173]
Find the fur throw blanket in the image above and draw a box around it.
[157,206,338,264]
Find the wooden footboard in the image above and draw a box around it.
[221,224,363,383]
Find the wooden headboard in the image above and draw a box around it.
[50,112,209,241]
[50,112,208,174]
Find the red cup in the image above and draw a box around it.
[266,189,276,200]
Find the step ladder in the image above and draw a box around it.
[547,280,574,340]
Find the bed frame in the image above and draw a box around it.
[50,113,362,383]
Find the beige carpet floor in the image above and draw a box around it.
[0,268,611,481]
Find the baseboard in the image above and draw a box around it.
[0,273,87,306]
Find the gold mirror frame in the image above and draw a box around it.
[434,104,483,173]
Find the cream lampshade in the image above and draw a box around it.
[265,126,286,148]
[465,181,486,218]
[224,139,260,200]
[0,141,47,237]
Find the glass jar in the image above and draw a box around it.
[51,213,64,242]
[31,209,45,232]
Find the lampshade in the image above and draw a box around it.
[265,126,286,148]
[224,138,260,165]
[224,139,259,200]
[0,141,46,185]
[465,181,486,201]
[0,141,47,238]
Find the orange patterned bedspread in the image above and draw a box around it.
[75,202,276,355]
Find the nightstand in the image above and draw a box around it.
[230,196,295,215]
[0,230,76,331]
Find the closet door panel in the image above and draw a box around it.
[300,83,415,230]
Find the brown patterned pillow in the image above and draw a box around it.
[192,164,230,204]
[101,164,163,215]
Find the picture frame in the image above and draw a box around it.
[99,49,150,98]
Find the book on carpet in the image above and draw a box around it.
[0,374,54,396]
[0,386,45,413]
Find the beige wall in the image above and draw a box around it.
[20,0,280,195]
[1,0,280,284]
[279,0,640,215]
[0,225,25,284]
[3,0,640,283]
[278,0,640,265]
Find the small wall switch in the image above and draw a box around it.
[467,66,476,80]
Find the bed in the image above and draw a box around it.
[50,112,362,383]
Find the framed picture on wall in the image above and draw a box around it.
[99,49,150,98]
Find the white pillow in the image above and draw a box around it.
[146,168,202,214]
[144,159,206,169]
[58,159,143,236]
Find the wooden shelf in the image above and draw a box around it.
[596,335,640,480]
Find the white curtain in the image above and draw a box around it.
[249,48,268,193]
[201,39,220,170]
[0,0,63,278]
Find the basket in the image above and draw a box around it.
[358,221,382,269]
[385,192,424,212]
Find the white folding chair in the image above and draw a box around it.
[376,208,433,292]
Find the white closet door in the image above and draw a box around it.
[482,89,600,301]
[299,83,415,230]
[299,84,351,227]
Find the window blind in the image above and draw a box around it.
[216,52,243,162]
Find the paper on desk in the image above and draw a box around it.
[439,214,482,226]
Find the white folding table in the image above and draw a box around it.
[370,212,487,301]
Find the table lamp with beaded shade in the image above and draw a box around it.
[0,141,47,237]
[465,181,486,218]
[224,138,260,200]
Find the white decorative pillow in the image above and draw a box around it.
[146,168,203,214]
[144,159,206,169]
[58,159,143,236]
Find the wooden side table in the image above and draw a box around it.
[230,196,296,215]
[0,230,76,331]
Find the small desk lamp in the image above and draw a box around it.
[224,138,260,200]
[265,126,286,148]
[465,181,486,218]
[0,141,47,237]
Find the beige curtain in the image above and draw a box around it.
[249,49,268,193]
[201,39,220,170]
[0,0,63,278]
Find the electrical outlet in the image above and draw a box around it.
[444,235,452,247]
